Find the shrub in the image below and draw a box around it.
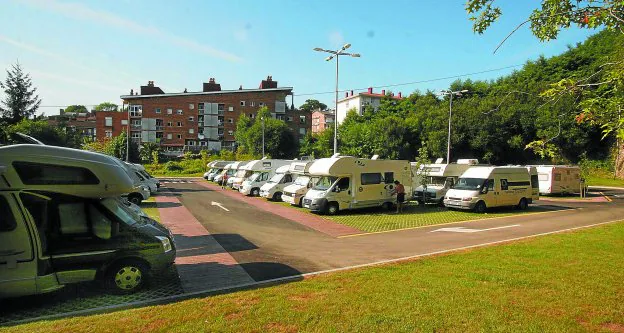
[165,161,183,172]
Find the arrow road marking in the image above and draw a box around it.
[211,201,230,212]
[431,224,520,233]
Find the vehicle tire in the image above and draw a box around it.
[105,259,148,294]
[382,201,393,211]
[417,199,425,206]
[298,198,304,208]
[438,199,445,207]
[518,198,528,210]
[272,192,282,201]
[326,202,339,215]
[251,188,260,197]
[128,193,142,205]
[474,201,487,213]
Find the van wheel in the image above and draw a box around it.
[518,198,528,210]
[272,192,282,201]
[382,202,393,211]
[105,260,148,294]
[474,201,487,213]
[128,194,142,205]
[298,198,304,208]
[251,188,260,197]
[327,202,339,215]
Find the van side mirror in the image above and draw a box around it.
[333,187,341,193]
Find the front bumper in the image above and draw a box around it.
[443,199,476,210]
[303,197,327,212]
[260,189,273,198]
[240,186,252,195]
[282,193,299,205]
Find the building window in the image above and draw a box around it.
[156,132,163,139]
[131,132,141,139]
[299,115,306,124]
[228,130,234,136]
[227,118,233,123]
[249,113,255,119]
[286,116,292,122]
[167,134,172,139]
[188,116,194,122]
[155,108,161,114]
[167,121,173,127]
[177,109,183,115]
[121,119,128,125]
[188,104,194,110]
[105,130,112,138]
[167,108,173,114]
[177,134,182,139]
[228,106,234,112]
[259,102,265,107]
[129,105,142,117]
[105,117,112,126]
[177,122,182,127]
[250,101,255,107]
[276,115,285,121]
[240,101,246,106]
[299,128,306,135]
[189,128,194,134]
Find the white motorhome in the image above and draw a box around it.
[444,166,535,212]
[127,163,158,194]
[532,165,581,195]
[302,156,412,215]
[230,160,257,190]
[413,159,479,205]
[282,161,319,207]
[259,164,295,200]
[225,161,251,188]
[0,144,176,298]
[214,162,239,185]
[239,159,293,196]
[203,160,232,180]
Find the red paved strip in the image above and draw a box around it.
[194,181,362,237]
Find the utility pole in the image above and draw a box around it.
[440,89,469,163]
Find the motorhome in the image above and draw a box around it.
[0,144,176,298]
[134,164,160,189]
[302,156,412,215]
[230,161,257,190]
[239,159,293,196]
[213,162,238,185]
[127,163,158,194]
[532,165,581,195]
[444,166,534,212]
[527,166,540,201]
[281,161,319,207]
[224,161,251,188]
[259,164,295,201]
[203,160,232,180]
[413,159,479,205]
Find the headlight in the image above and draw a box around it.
[156,236,173,253]
[141,185,149,191]
[462,197,472,202]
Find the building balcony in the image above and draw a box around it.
[131,125,141,130]
[156,126,164,131]
[129,112,142,118]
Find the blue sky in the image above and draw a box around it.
[0,0,597,115]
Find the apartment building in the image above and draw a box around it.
[311,109,335,134]
[47,110,97,141]
[108,77,308,152]
[336,87,403,124]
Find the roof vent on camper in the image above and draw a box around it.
[435,158,444,164]
[457,159,479,165]
[331,153,341,158]
[371,154,379,160]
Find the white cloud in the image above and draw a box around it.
[20,0,243,62]
[329,31,344,48]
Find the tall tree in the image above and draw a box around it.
[235,107,298,158]
[94,102,119,112]
[299,99,328,112]
[0,63,41,124]
[63,105,88,113]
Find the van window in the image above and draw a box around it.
[13,161,99,185]
[361,173,381,185]
[283,174,293,183]
[20,192,50,254]
[531,175,539,189]
[384,172,394,184]
[538,173,549,181]
[487,179,494,191]
[336,177,350,191]
[500,179,509,190]
[0,196,16,232]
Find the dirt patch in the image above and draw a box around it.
[224,311,244,321]
[265,322,299,333]
[602,322,624,333]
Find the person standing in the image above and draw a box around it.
[392,180,406,213]
[221,173,229,189]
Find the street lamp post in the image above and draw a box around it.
[440,89,469,163]
[261,116,265,158]
[313,44,360,155]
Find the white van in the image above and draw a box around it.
[259,165,295,201]
[444,166,535,212]
[214,162,240,185]
[226,161,251,188]
[203,160,232,180]
[533,165,581,195]
[282,161,319,207]
[302,156,412,215]
[413,159,479,205]
[0,144,176,298]
[127,163,158,194]
[239,159,293,196]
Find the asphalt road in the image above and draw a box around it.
[165,181,624,282]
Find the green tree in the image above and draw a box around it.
[94,102,119,112]
[63,105,88,113]
[139,142,160,163]
[299,99,328,112]
[5,119,66,146]
[235,107,298,158]
[0,63,41,125]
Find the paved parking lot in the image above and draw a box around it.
[2,179,623,326]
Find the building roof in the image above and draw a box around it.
[338,92,402,103]
[121,87,293,100]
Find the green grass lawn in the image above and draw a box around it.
[273,201,545,233]
[586,175,624,187]
[5,221,623,332]
[141,197,160,223]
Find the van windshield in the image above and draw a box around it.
[313,176,337,191]
[294,176,310,186]
[101,198,142,226]
[426,176,447,186]
[248,172,263,182]
[268,173,284,184]
[235,170,247,178]
[453,178,485,191]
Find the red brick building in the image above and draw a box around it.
[311,109,335,134]
[47,110,97,141]
[101,76,309,153]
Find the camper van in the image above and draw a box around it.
[0,144,176,298]
[259,164,295,201]
[302,156,412,215]
[282,161,319,207]
[413,159,479,205]
[230,161,258,190]
[127,163,158,194]
[239,159,293,196]
[133,164,159,189]
[225,161,251,188]
[203,160,232,180]
[532,165,581,195]
[213,162,238,185]
[444,166,534,212]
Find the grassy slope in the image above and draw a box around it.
[6,222,623,332]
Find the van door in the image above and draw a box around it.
[333,177,352,210]
[0,193,38,298]
[481,179,499,207]
[357,172,384,208]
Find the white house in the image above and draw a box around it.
[336,87,403,124]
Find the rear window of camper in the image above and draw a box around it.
[13,161,100,185]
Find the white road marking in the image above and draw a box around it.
[431,224,520,233]
[211,201,230,212]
